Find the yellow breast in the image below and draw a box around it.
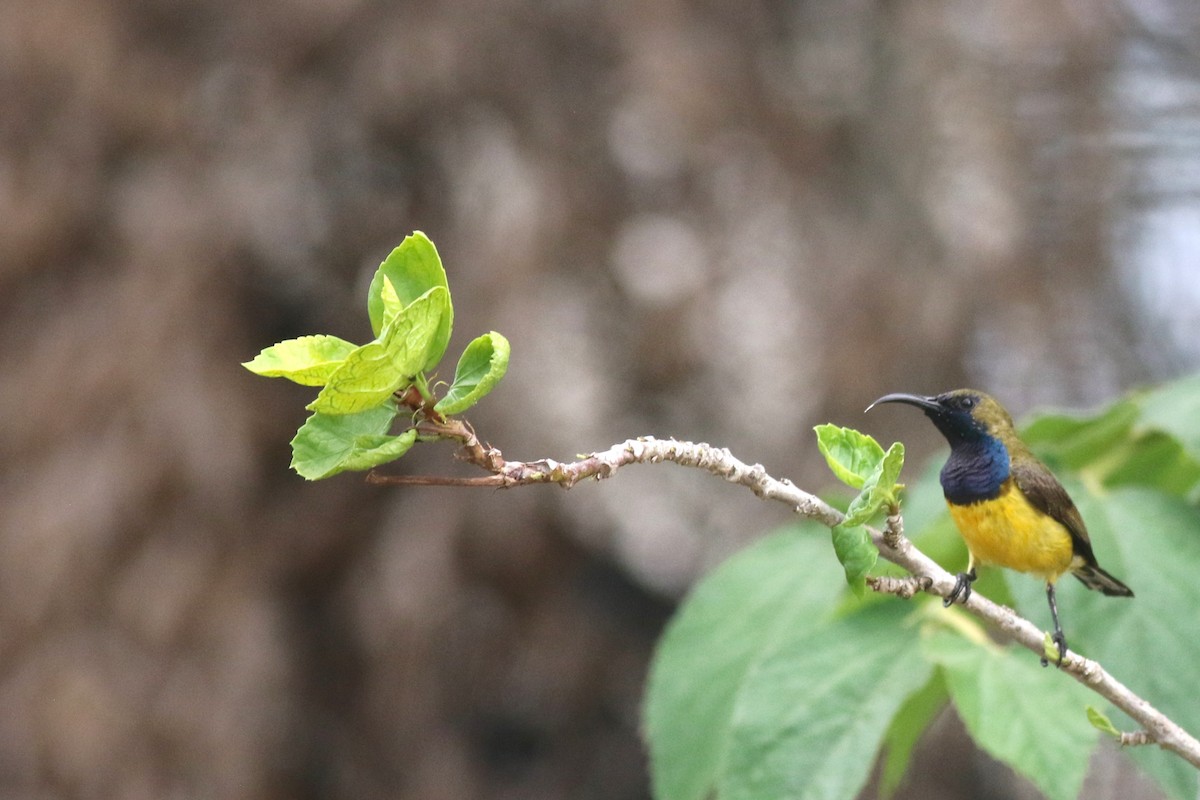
[946,480,1076,582]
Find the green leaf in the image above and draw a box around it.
[308,287,448,414]
[289,404,417,479]
[644,527,846,800]
[843,441,905,526]
[922,630,1097,800]
[879,672,948,798]
[1097,430,1200,495]
[645,527,934,800]
[814,424,885,489]
[720,604,934,800]
[242,334,357,386]
[876,440,905,491]
[1021,399,1139,470]
[831,523,877,596]
[434,331,511,415]
[1086,706,1120,738]
[822,439,901,594]
[336,429,419,473]
[366,231,453,370]
[380,275,404,328]
[1138,372,1200,465]
[842,488,876,528]
[1021,381,1200,496]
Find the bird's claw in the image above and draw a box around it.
[943,569,977,608]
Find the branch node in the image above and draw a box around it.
[867,575,926,600]
[1119,730,1155,748]
[883,511,904,550]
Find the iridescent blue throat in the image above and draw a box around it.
[939,434,1011,505]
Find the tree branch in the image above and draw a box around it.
[367,433,1200,770]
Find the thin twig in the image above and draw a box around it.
[366,473,506,487]
[369,434,1200,770]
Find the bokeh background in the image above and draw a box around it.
[4,0,1200,797]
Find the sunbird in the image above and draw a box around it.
[868,389,1133,664]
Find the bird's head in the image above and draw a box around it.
[867,389,1016,447]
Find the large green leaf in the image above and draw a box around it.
[922,630,1098,800]
[308,287,448,414]
[1021,381,1200,497]
[644,527,845,800]
[241,334,357,386]
[366,231,453,370]
[1021,399,1139,471]
[434,331,510,415]
[721,603,933,800]
[645,527,934,800]
[878,672,948,798]
[1098,431,1200,496]
[1139,372,1200,466]
[290,405,417,480]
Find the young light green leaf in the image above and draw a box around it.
[434,331,510,415]
[336,429,419,473]
[922,630,1097,800]
[826,440,900,592]
[815,424,885,489]
[1086,706,1121,738]
[380,275,404,329]
[831,523,877,596]
[308,287,448,415]
[877,440,905,495]
[305,342,406,415]
[366,231,453,370]
[842,442,905,527]
[242,334,357,386]
[842,490,875,528]
[290,405,417,480]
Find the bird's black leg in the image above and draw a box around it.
[1041,583,1068,667]
[943,567,977,608]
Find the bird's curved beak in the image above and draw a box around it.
[865,392,942,414]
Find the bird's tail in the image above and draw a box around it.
[1072,564,1134,597]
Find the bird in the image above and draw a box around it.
[867,389,1133,665]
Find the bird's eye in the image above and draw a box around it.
[959,396,976,410]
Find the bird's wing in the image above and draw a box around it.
[1011,458,1099,566]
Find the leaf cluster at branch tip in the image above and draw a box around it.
[814,424,904,595]
[242,231,510,479]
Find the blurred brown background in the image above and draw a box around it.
[3,0,1200,798]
